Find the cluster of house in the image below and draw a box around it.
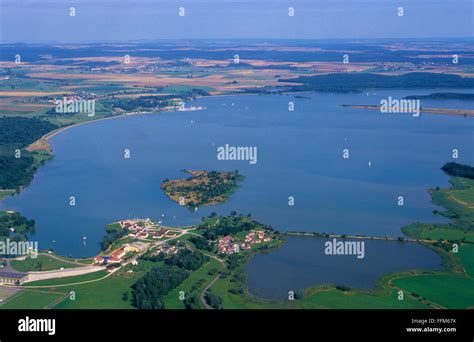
[120,219,177,240]
[218,236,240,255]
[217,230,272,255]
[244,230,272,245]
[93,241,148,265]
[120,219,150,232]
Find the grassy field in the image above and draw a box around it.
[448,178,474,204]
[459,244,474,277]
[25,270,109,287]
[431,177,474,227]
[300,287,430,309]
[392,274,474,309]
[52,272,137,309]
[211,266,295,309]
[0,290,66,309]
[20,261,161,309]
[402,224,474,243]
[10,254,81,272]
[0,287,21,303]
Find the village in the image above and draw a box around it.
[217,230,272,255]
[92,217,275,266]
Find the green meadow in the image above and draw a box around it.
[300,287,430,309]
[0,290,66,309]
[392,274,474,309]
[10,255,81,272]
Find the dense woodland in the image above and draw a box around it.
[131,248,209,309]
[0,153,37,190]
[405,92,474,101]
[442,162,474,180]
[0,211,36,242]
[0,116,57,148]
[0,117,57,190]
[131,267,189,309]
[100,226,127,251]
[164,249,209,271]
[281,72,474,93]
[189,235,213,251]
[142,247,208,271]
[200,212,271,240]
[204,291,223,309]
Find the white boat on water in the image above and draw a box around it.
[177,105,206,112]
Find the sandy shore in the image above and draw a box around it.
[25,108,179,153]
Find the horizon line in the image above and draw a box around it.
[2,36,474,45]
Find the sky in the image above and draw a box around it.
[0,0,472,43]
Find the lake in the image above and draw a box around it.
[245,235,442,300]
[1,90,473,257]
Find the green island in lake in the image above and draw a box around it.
[161,170,245,209]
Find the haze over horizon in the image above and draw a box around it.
[1,0,472,43]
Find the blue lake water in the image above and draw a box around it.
[1,90,473,257]
[245,236,442,300]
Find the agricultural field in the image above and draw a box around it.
[392,274,474,309]
[300,287,430,309]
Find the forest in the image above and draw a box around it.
[131,267,189,309]
[441,162,474,179]
[0,117,57,190]
[281,72,474,93]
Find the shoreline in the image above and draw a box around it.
[283,231,433,243]
[25,94,473,154]
[8,92,468,251]
[25,108,179,153]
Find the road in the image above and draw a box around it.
[199,252,226,309]
[200,274,221,309]
[25,265,106,283]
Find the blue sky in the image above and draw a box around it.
[0,0,472,42]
